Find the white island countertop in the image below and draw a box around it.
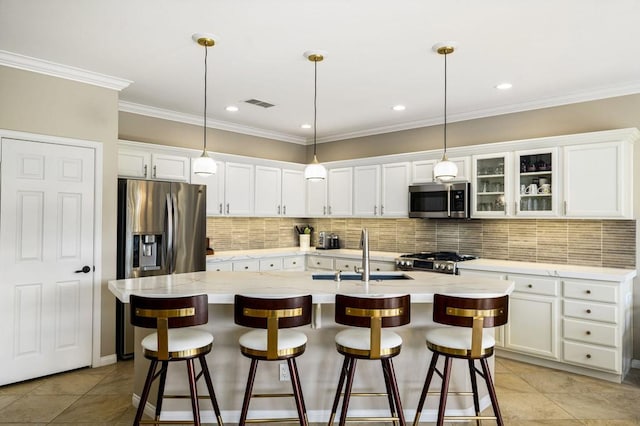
[108,270,514,304]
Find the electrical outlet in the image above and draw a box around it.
[279,363,290,381]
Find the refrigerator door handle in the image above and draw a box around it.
[166,193,174,273]
[171,192,179,273]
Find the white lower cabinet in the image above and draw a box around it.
[259,258,283,271]
[206,261,232,272]
[458,262,634,382]
[306,255,334,271]
[283,256,305,271]
[232,259,260,272]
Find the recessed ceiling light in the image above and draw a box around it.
[392,105,406,111]
[495,82,513,90]
[301,124,311,129]
[225,105,239,112]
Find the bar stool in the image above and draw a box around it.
[413,294,509,426]
[130,294,223,426]
[328,294,411,426]
[234,294,312,425]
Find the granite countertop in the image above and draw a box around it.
[108,270,514,304]
[458,258,637,282]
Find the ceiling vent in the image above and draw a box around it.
[244,98,275,108]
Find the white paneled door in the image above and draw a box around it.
[0,138,95,385]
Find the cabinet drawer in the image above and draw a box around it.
[563,341,619,373]
[563,318,618,347]
[207,261,232,272]
[307,256,334,270]
[370,261,396,272]
[334,258,359,271]
[563,300,617,323]
[233,259,260,272]
[509,275,558,296]
[259,258,283,271]
[283,256,304,270]
[564,280,617,303]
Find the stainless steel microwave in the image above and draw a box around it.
[409,182,471,219]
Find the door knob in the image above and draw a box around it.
[75,266,91,273]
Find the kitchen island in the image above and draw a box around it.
[109,270,514,423]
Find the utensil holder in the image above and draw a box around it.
[299,234,310,251]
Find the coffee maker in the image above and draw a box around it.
[317,231,340,249]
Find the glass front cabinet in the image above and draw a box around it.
[514,148,558,217]
[472,153,511,217]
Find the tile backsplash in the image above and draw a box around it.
[206,217,636,269]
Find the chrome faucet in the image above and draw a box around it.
[354,228,370,282]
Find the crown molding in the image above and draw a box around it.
[318,80,640,143]
[0,50,131,91]
[119,101,306,145]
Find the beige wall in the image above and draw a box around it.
[119,111,307,163]
[0,65,120,358]
[311,94,640,162]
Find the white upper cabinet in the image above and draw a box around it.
[327,167,353,216]
[412,156,470,183]
[254,165,282,216]
[354,165,380,217]
[281,169,306,217]
[118,147,190,182]
[514,148,558,217]
[563,141,632,218]
[306,178,328,217]
[472,153,511,217]
[254,166,306,216]
[224,162,254,215]
[381,162,410,217]
[190,159,225,216]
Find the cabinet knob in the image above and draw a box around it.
[586,354,592,359]
[527,284,533,288]
[586,290,591,294]
[270,264,274,267]
[292,261,297,265]
[376,268,381,271]
[317,262,320,265]
[586,330,591,335]
[244,266,249,270]
[216,268,221,272]
[586,309,592,314]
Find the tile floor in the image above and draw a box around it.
[0,357,638,425]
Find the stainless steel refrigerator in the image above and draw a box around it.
[116,178,206,359]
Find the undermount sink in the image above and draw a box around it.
[312,272,413,281]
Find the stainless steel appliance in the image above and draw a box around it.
[409,182,471,219]
[395,252,476,274]
[116,178,206,359]
[317,231,340,249]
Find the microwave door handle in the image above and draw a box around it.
[447,187,451,217]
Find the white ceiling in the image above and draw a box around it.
[2,0,640,145]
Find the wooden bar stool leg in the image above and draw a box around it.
[480,358,504,426]
[467,359,481,424]
[436,357,453,426]
[186,359,201,426]
[412,352,439,426]
[381,359,398,421]
[338,357,358,426]
[328,356,351,425]
[199,355,224,426]
[290,358,308,420]
[239,359,259,426]
[135,359,159,426]
[154,361,169,421]
[382,358,405,426]
[287,358,308,426]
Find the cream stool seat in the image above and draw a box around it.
[141,329,214,356]
[335,328,403,354]
[425,326,495,354]
[239,329,307,355]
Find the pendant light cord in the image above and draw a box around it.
[203,45,208,153]
[443,50,448,156]
[313,59,318,157]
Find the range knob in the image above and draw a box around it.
[446,264,454,272]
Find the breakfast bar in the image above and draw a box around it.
[109,270,514,423]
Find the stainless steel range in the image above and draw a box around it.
[395,252,476,274]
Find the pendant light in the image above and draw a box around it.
[432,42,458,182]
[303,50,328,181]
[192,33,218,176]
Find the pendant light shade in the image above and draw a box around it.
[303,50,327,181]
[433,42,458,182]
[192,33,218,177]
